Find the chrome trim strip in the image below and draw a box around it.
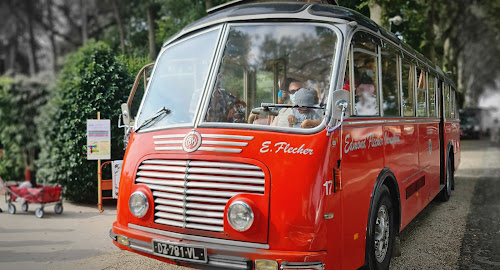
[185,210,224,218]
[188,168,265,177]
[401,165,430,183]
[143,160,187,166]
[186,196,229,204]
[153,191,185,200]
[188,161,260,170]
[155,218,185,227]
[187,203,225,211]
[201,134,254,141]
[198,147,243,153]
[187,182,264,192]
[202,141,248,147]
[155,146,183,151]
[129,223,270,250]
[130,243,153,254]
[156,205,184,214]
[343,118,441,126]
[153,134,185,139]
[156,212,185,221]
[187,189,239,197]
[154,140,183,145]
[145,184,185,194]
[186,223,224,232]
[186,216,223,225]
[138,178,185,187]
[188,175,265,185]
[155,199,184,208]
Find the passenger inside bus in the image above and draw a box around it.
[287,88,322,128]
[355,58,378,115]
[271,80,303,127]
[249,77,294,125]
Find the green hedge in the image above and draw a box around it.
[36,41,141,202]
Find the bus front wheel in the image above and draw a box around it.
[366,185,395,270]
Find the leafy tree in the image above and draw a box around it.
[36,41,136,202]
[0,74,49,181]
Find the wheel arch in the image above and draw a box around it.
[364,168,401,265]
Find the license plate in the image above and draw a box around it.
[152,240,207,263]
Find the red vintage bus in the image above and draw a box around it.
[111,1,460,270]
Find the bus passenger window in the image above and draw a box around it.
[416,68,427,117]
[401,59,415,117]
[445,85,451,119]
[381,47,399,117]
[428,76,436,117]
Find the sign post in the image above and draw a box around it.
[87,112,111,212]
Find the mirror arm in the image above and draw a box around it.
[326,103,347,136]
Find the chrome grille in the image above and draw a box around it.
[136,159,265,232]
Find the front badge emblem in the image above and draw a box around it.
[183,130,202,153]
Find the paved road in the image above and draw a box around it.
[0,139,498,270]
[458,140,500,270]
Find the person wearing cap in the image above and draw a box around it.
[287,88,322,128]
[271,81,304,127]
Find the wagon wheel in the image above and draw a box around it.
[54,203,63,214]
[35,207,44,218]
[8,203,16,214]
[21,202,29,212]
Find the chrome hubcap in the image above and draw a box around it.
[374,205,390,263]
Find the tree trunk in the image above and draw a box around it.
[205,0,214,10]
[368,0,383,27]
[146,0,157,60]
[81,0,88,44]
[46,0,58,74]
[424,0,436,62]
[111,0,126,55]
[25,0,39,76]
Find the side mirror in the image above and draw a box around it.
[331,89,350,120]
[121,103,131,126]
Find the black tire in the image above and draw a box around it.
[8,203,16,215]
[54,203,63,214]
[439,155,453,202]
[21,202,29,212]
[35,208,44,218]
[366,185,395,270]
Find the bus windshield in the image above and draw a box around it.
[136,28,221,129]
[204,24,338,129]
[136,24,338,131]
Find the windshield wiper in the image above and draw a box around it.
[135,107,171,132]
[260,103,325,109]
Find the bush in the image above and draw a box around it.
[0,74,49,181]
[36,41,136,202]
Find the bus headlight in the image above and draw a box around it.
[129,191,149,218]
[227,201,254,231]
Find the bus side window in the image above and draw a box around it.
[381,45,400,117]
[416,68,427,117]
[445,84,451,119]
[352,31,380,116]
[428,76,436,117]
[401,59,415,117]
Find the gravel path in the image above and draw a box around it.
[0,139,495,270]
[389,139,490,269]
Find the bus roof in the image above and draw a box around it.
[162,1,455,87]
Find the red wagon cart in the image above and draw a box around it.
[1,179,63,218]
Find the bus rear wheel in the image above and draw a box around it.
[366,185,395,270]
[439,156,453,202]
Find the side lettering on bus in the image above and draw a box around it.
[260,141,314,155]
[344,132,400,154]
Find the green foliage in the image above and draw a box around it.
[0,74,49,181]
[36,40,135,202]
